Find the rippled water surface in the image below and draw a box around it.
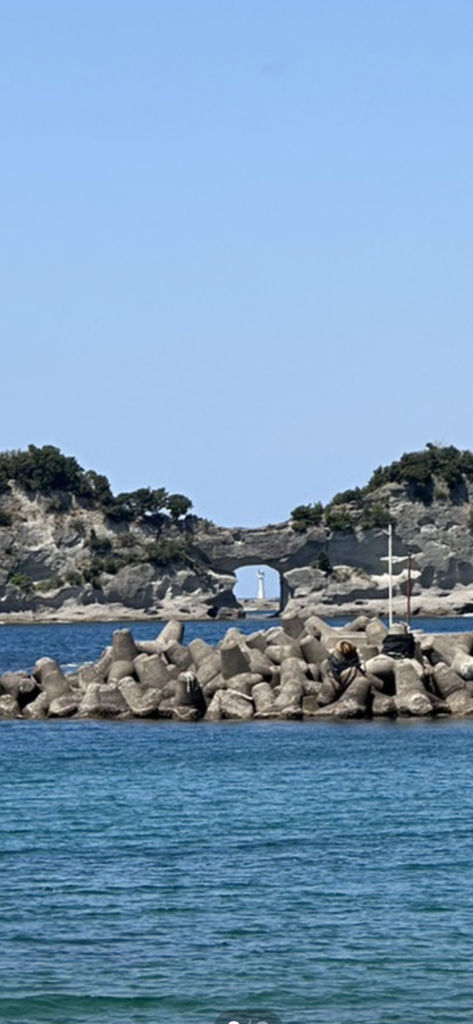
[0,614,472,674]
[0,616,279,673]
[2,718,473,1024]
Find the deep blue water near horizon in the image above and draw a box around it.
[3,618,473,1024]
[0,613,473,675]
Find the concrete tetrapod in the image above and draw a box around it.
[33,658,70,700]
[118,678,162,717]
[0,695,19,717]
[433,664,473,715]
[394,660,434,716]
[10,611,473,722]
[220,641,251,679]
[0,672,40,709]
[451,651,473,681]
[252,681,278,718]
[134,652,170,689]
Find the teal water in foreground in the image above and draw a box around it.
[2,718,473,1024]
[3,617,473,1024]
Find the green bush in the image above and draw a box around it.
[317,551,332,574]
[102,555,119,575]
[35,576,64,593]
[105,499,134,523]
[330,487,364,506]
[8,572,34,593]
[359,504,391,530]
[291,519,309,533]
[0,445,84,494]
[107,487,169,522]
[144,539,188,566]
[80,470,113,505]
[367,443,473,503]
[83,552,127,579]
[89,529,113,556]
[0,470,10,495]
[0,446,192,525]
[324,506,354,532]
[65,570,83,586]
[290,502,323,529]
[46,493,71,513]
[166,493,193,521]
[83,559,105,587]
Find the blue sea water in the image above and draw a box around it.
[2,719,473,1024]
[2,618,473,1024]
[0,616,281,675]
[0,613,472,675]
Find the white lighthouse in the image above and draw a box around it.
[257,569,266,601]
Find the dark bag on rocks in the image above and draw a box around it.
[382,631,415,660]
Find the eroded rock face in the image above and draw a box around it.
[102,564,156,609]
[3,479,473,619]
[284,567,326,597]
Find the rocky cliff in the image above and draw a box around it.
[0,484,241,620]
[196,478,473,617]
[2,443,473,620]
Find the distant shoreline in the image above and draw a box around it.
[0,602,473,627]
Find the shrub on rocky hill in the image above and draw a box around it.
[290,443,473,530]
[290,502,323,531]
[0,446,195,533]
[367,443,473,502]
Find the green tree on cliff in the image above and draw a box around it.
[166,493,193,521]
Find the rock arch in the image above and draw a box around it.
[191,521,400,610]
[193,523,327,609]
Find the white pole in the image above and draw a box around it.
[388,522,393,628]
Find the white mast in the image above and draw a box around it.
[388,522,393,628]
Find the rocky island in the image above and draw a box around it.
[1,442,473,620]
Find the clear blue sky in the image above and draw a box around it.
[2,0,473,531]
